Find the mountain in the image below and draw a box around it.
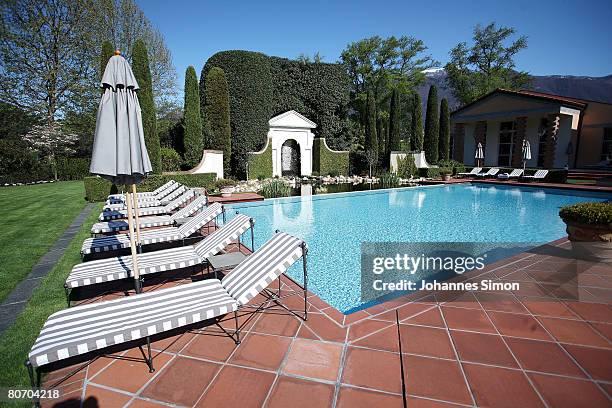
[418,69,612,110]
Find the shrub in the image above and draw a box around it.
[437,159,466,175]
[0,138,52,184]
[183,66,204,168]
[83,173,216,202]
[419,167,441,179]
[439,167,452,175]
[132,39,161,173]
[379,173,401,188]
[56,157,90,180]
[559,202,612,225]
[424,85,439,163]
[261,179,292,198]
[204,67,232,174]
[396,154,417,178]
[160,147,182,172]
[201,51,273,178]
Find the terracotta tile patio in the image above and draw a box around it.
[39,239,611,407]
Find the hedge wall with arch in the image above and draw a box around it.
[200,51,350,178]
[246,139,273,180]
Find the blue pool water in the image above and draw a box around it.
[229,184,611,312]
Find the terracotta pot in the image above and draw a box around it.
[564,221,612,263]
[443,174,451,182]
[220,188,233,198]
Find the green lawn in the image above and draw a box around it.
[0,181,87,302]
[0,203,102,393]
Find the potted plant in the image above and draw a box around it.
[215,179,236,198]
[439,167,452,181]
[559,202,612,262]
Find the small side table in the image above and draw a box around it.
[206,252,247,279]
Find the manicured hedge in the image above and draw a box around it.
[56,157,90,180]
[83,173,217,202]
[200,51,273,178]
[313,138,349,176]
[270,57,350,147]
[247,140,273,180]
[419,167,441,179]
[559,202,612,225]
[200,51,351,177]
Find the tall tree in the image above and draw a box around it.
[100,41,114,79]
[376,116,387,161]
[424,85,439,163]
[411,93,423,151]
[0,0,95,123]
[445,22,529,105]
[183,66,203,168]
[388,89,401,152]
[204,67,231,174]
[439,98,451,160]
[132,39,161,173]
[364,90,378,162]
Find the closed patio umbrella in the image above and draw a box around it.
[90,50,152,293]
[475,142,484,167]
[522,139,531,172]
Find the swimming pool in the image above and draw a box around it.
[229,184,611,313]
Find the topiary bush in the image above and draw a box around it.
[559,202,612,226]
[160,147,182,172]
[204,67,232,174]
[83,173,217,202]
[183,66,204,168]
[200,51,273,179]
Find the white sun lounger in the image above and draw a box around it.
[497,169,524,179]
[26,232,307,406]
[475,168,499,177]
[82,202,224,258]
[91,195,208,235]
[104,185,188,211]
[106,180,179,204]
[70,214,253,291]
[522,169,548,181]
[99,188,197,221]
[457,167,482,177]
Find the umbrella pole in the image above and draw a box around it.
[131,184,142,253]
[125,188,142,294]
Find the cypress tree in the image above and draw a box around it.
[439,98,451,161]
[132,39,161,173]
[377,116,386,162]
[205,67,232,175]
[411,93,424,151]
[424,85,439,163]
[183,66,203,168]
[388,88,401,152]
[100,41,114,79]
[364,90,378,161]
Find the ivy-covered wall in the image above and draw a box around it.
[313,138,349,176]
[247,139,273,180]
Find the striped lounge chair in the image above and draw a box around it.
[475,168,499,178]
[68,214,254,298]
[26,232,307,407]
[104,185,189,211]
[106,180,179,204]
[522,169,548,182]
[99,188,197,221]
[91,195,208,235]
[497,169,524,180]
[82,202,224,259]
[458,167,482,177]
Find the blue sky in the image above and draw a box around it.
[138,0,612,94]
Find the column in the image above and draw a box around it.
[543,114,560,169]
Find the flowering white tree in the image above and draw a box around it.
[23,122,78,180]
